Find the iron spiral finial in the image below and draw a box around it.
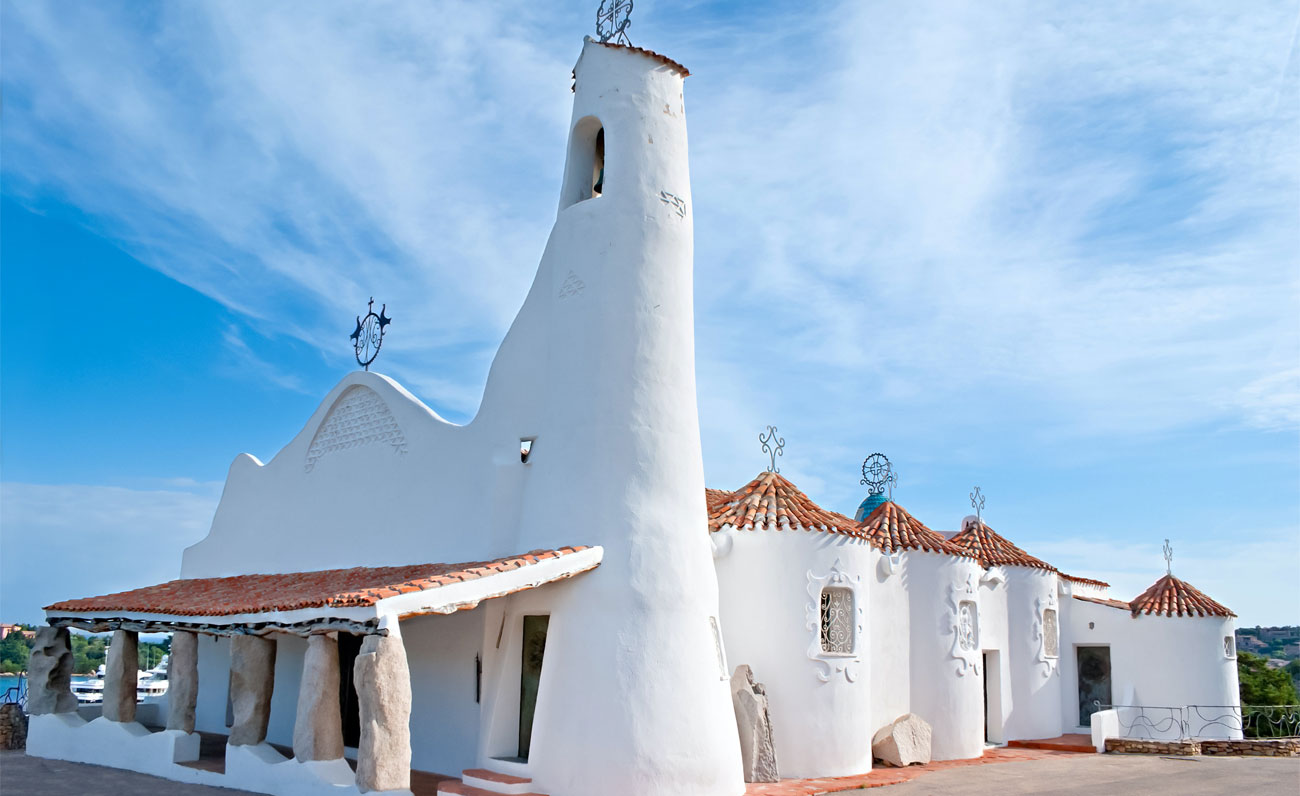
[759,425,785,473]
[860,453,897,500]
[350,297,391,371]
[596,0,633,45]
[970,486,985,523]
[1162,538,1173,575]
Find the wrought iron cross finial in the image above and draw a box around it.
[861,453,898,500]
[350,297,391,371]
[1163,538,1173,575]
[759,425,784,473]
[596,0,633,45]
[970,486,985,523]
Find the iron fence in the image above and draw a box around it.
[1097,702,1300,740]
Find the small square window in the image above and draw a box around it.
[819,587,855,654]
[520,438,535,463]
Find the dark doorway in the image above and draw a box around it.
[1077,646,1112,727]
[518,615,550,760]
[982,652,990,742]
[339,634,363,748]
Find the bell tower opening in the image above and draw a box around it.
[559,116,605,210]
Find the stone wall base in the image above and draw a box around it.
[1105,738,1200,755]
[1199,738,1300,757]
[1106,737,1300,757]
[0,704,28,750]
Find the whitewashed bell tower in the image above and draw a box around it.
[472,31,746,796]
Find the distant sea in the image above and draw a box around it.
[0,673,95,695]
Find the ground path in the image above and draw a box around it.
[2,749,1296,795]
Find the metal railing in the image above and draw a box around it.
[1,678,26,711]
[1097,702,1300,740]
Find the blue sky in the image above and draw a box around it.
[2,1,1298,626]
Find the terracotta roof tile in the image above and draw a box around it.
[1129,574,1234,618]
[707,471,862,538]
[45,547,592,618]
[858,501,958,555]
[592,40,690,76]
[1061,573,1111,588]
[1072,594,1132,611]
[947,521,1056,571]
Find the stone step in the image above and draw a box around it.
[439,775,546,796]
[1007,736,1095,753]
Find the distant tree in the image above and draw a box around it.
[0,634,31,673]
[1238,652,1299,705]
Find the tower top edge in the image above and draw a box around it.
[578,35,691,78]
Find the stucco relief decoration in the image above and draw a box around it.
[304,386,408,473]
[558,270,586,299]
[1032,595,1060,676]
[945,575,981,677]
[659,190,687,218]
[805,558,864,683]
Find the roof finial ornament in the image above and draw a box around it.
[1162,538,1173,575]
[596,0,634,46]
[759,425,784,473]
[970,486,985,524]
[351,297,392,372]
[861,453,898,501]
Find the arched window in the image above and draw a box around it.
[559,116,605,209]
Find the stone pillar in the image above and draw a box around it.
[26,626,76,715]
[293,633,344,761]
[354,628,411,793]
[229,634,277,746]
[103,629,139,723]
[731,664,779,783]
[167,631,199,733]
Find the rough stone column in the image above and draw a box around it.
[228,634,277,746]
[354,628,411,793]
[26,626,76,715]
[167,631,199,733]
[103,629,139,723]
[293,633,344,761]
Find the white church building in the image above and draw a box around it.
[25,27,1239,796]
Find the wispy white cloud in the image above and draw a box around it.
[0,482,220,623]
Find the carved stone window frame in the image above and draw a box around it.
[805,558,865,683]
[1223,635,1236,659]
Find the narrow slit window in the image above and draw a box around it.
[592,128,605,197]
[520,438,534,463]
[819,587,854,654]
[1224,635,1235,658]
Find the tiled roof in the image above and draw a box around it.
[1072,595,1132,611]
[707,471,862,537]
[45,548,593,617]
[947,521,1056,572]
[593,40,690,76]
[1061,573,1111,588]
[859,501,956,555]
[1129,574,1235,618]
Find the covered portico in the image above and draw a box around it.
[26,546,602,796]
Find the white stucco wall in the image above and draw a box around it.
[976,568,1009,744]
[713,527,874,778]
[867,548,911,736]
[1060,598,1240,739]
[195,635,232,736]
[404,610,485,776]
[906,552,984,760]
[1001,568,1063,741]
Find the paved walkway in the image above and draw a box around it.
[3,748,1297,795]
